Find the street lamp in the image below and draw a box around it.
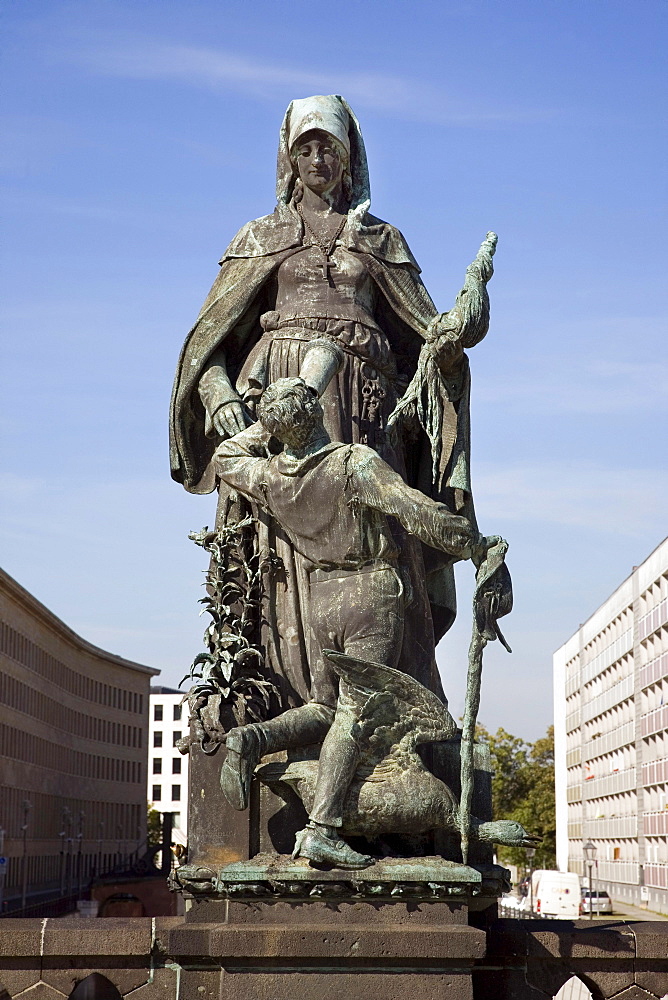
[583,840,597,921]
[20,800,32,912]
[526,845,536,915]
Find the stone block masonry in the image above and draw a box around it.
[0,916,666,999]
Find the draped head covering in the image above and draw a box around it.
[287,95,351,156]
[276,95,370,225]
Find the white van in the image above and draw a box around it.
[531,870,581,918]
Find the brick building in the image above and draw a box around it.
[0,568,158,912]
[554,536,668,914]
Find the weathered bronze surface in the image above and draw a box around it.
[171,95,531,887]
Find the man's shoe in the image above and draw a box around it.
[292,824,373,869]
[220,726,262,810]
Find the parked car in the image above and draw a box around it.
[580,889,613,915]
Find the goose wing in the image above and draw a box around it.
[324,650,457,750]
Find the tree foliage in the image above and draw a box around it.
[477,723,556,869]
[146,807,162,850]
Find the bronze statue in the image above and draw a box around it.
[170,95,496,713]
[171,95,526,873]
[212,373,496,866]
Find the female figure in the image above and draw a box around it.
[170,95,494,712]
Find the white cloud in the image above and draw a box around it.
[62,34,541,126]
[474,460,668,535]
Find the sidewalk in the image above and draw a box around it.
[609,898,668,921]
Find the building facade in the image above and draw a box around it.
[148,687,188,845]
[554,537,668,915]
[0,568,158,911]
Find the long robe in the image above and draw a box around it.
[170,203,479,708]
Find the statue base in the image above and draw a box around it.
[171,852,510,907]
[171,736,507,997]
[167,856,507,1000]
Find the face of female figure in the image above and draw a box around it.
[293,129,345,198]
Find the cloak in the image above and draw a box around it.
[169,96,482,642]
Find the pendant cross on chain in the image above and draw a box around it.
[321,256,337,281]
[298,205,346,284]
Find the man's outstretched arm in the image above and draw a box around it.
[351,447,483,560]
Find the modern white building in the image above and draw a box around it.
[148,686,188,846]
[554,537,668,915]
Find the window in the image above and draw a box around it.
[173,704,182,721]
[152,785,161,802]
[152,758,162,775]
[172,784,181,801]
[153,704,163,721]
[172,731,181,747]
[153,732,162,748]
[172,758,182,775]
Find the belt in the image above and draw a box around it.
[309,561,395,584]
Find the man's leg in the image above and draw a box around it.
[221,702,333,811]
[293,567,404,867]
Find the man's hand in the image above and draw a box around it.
[426,314,464,373]
[212,400,250,438]
[430,331,464,372]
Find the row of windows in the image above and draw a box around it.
[0,723,143,783]
[153,731,182,748]
[153,703,182,722]
[0,784,142,844]
[0,671,143,748]
[151,784,181,802]
[152,757,181,774]
[0,619,144,713]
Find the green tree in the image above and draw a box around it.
[477,724,556,870]
[147,806,162,849]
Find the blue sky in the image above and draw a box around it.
[1,0,666,741]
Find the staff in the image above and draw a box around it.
[459,538,512,864]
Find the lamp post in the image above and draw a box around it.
[63,807,73,897]
[76,811,85,898]
[96,820,104,878]
[526,845,536,916]
[584,840,597,921]
[20,800,32,912]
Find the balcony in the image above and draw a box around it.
[644,863,668,889]
[582,627,633,684]
[567,784,582,804]
[639,597,668,641]
[566,747,582,768]
[582,674,634,724]
[639,650,668,690]
[641,704,668,739]
[643,811,668,837]
[595,860,640,884]
[565,670,581,698]
[566,857,584,876]
[583,767,636,800]
[583,722,635,761]
[585,816,637,839]
[642,755,668,788]
[567,823,583,840]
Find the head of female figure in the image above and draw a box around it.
[291,129,347,199]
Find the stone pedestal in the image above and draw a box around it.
[169,897,486,1000]
[175,724,504,996]
[168,855,508,999]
